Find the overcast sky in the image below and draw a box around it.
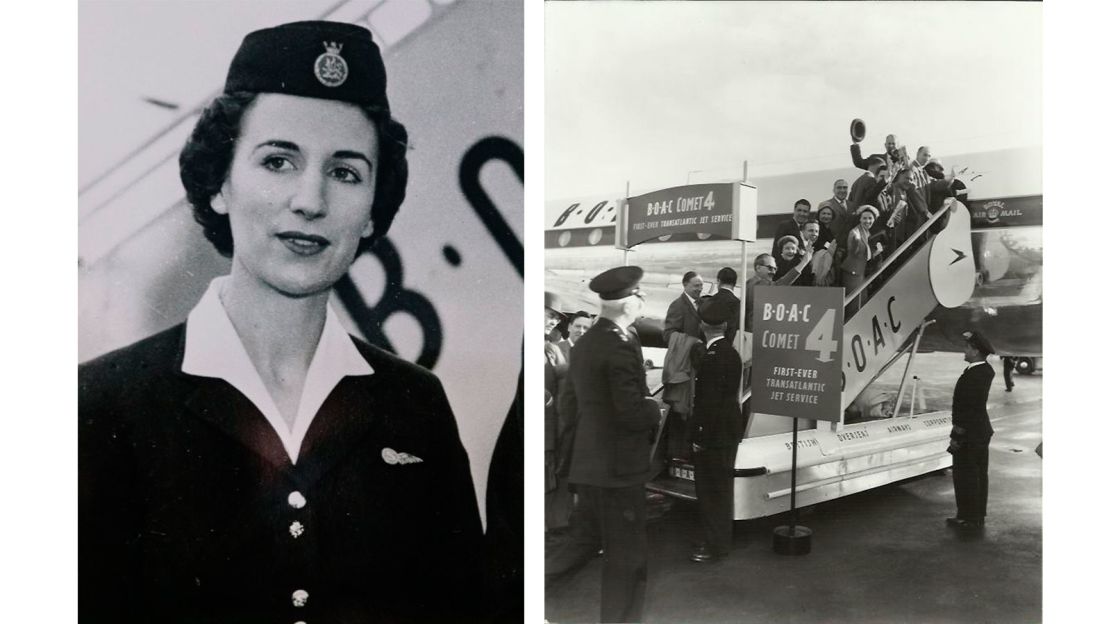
[545,1,1042,199]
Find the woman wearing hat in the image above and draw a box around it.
[773,235,809,282]
[79,21,483,623]
[841,205,884,314]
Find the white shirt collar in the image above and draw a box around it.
[966,360,987,370]
[181,276,372,463]
[706,336,724,349]
[685,293,698,308]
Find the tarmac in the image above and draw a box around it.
[545,353,1043,623]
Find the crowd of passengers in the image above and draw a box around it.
[771,133,968,312]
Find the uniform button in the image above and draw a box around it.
[292,589,309,607]
[288,491,307,509]
[289,521,305,539]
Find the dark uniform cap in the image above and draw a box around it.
[224,21,389,109]
[589,266,644,300]
[962,330,995,355]
[697,297,731,326]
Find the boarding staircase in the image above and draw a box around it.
[648,199,977,517]
[736,197,977,414]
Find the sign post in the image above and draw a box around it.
[750,286,845,555]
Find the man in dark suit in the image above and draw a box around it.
[559,265,661,623]
[848,155,888,212]
[772,199,812,267]
[662,270,704,459]
[558,311,593,361]
[706,267,741,347]
[688,298,743,563]
[663,270,703,343]
[817,179,852,251]
[851,133,901,172]
[946,330,997,530]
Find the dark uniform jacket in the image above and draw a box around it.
[690,339,743,449]
[560,318,660,488]
[706,288,742,346]
[951,361,995,444]
[79,324,483,624]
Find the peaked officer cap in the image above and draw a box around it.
[962,330,995,355]
[589,266,644,300]
[224,21,390,110]
[697,297,732,326]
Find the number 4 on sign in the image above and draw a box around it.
[703,191,715,211]
[805,309,838,362]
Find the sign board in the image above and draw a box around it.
[750,286,844,422]
[966,195,1042,229]
[617,182,756,248]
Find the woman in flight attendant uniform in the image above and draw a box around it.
[79,21,483,623]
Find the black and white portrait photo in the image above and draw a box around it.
[77,1,521,621]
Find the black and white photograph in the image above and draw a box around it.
[78,0,521,621]
[544,2,1043,622]
[6,0,1110,621]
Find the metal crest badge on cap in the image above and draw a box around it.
[314,41,349,87]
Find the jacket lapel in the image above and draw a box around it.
[183,377,293,471]
[295,373,384,487]
[169,324,292,470]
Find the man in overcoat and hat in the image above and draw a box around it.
[559,265,661,623]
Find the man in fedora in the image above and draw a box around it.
[946,330,997,530]
[848,155,888,212]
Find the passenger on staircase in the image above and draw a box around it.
[841,205,883,315]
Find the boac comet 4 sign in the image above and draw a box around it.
[617,181,757,248]
[751,287,844,422]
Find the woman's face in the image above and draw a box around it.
[860,212,875,229]
[781,242,798,260]
[818,209,834,224]
[217,93,380,297]
[545,310,560,335]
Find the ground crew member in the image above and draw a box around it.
[947,330,996,530]
[559,265,660,623]
[689,297,743,563]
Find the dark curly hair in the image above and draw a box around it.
[178,91,409,257]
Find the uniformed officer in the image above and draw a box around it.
[559,265,661,623]
[688,297,743,563]
[946,330,996,530]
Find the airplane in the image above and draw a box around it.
[545,144,1042,519]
